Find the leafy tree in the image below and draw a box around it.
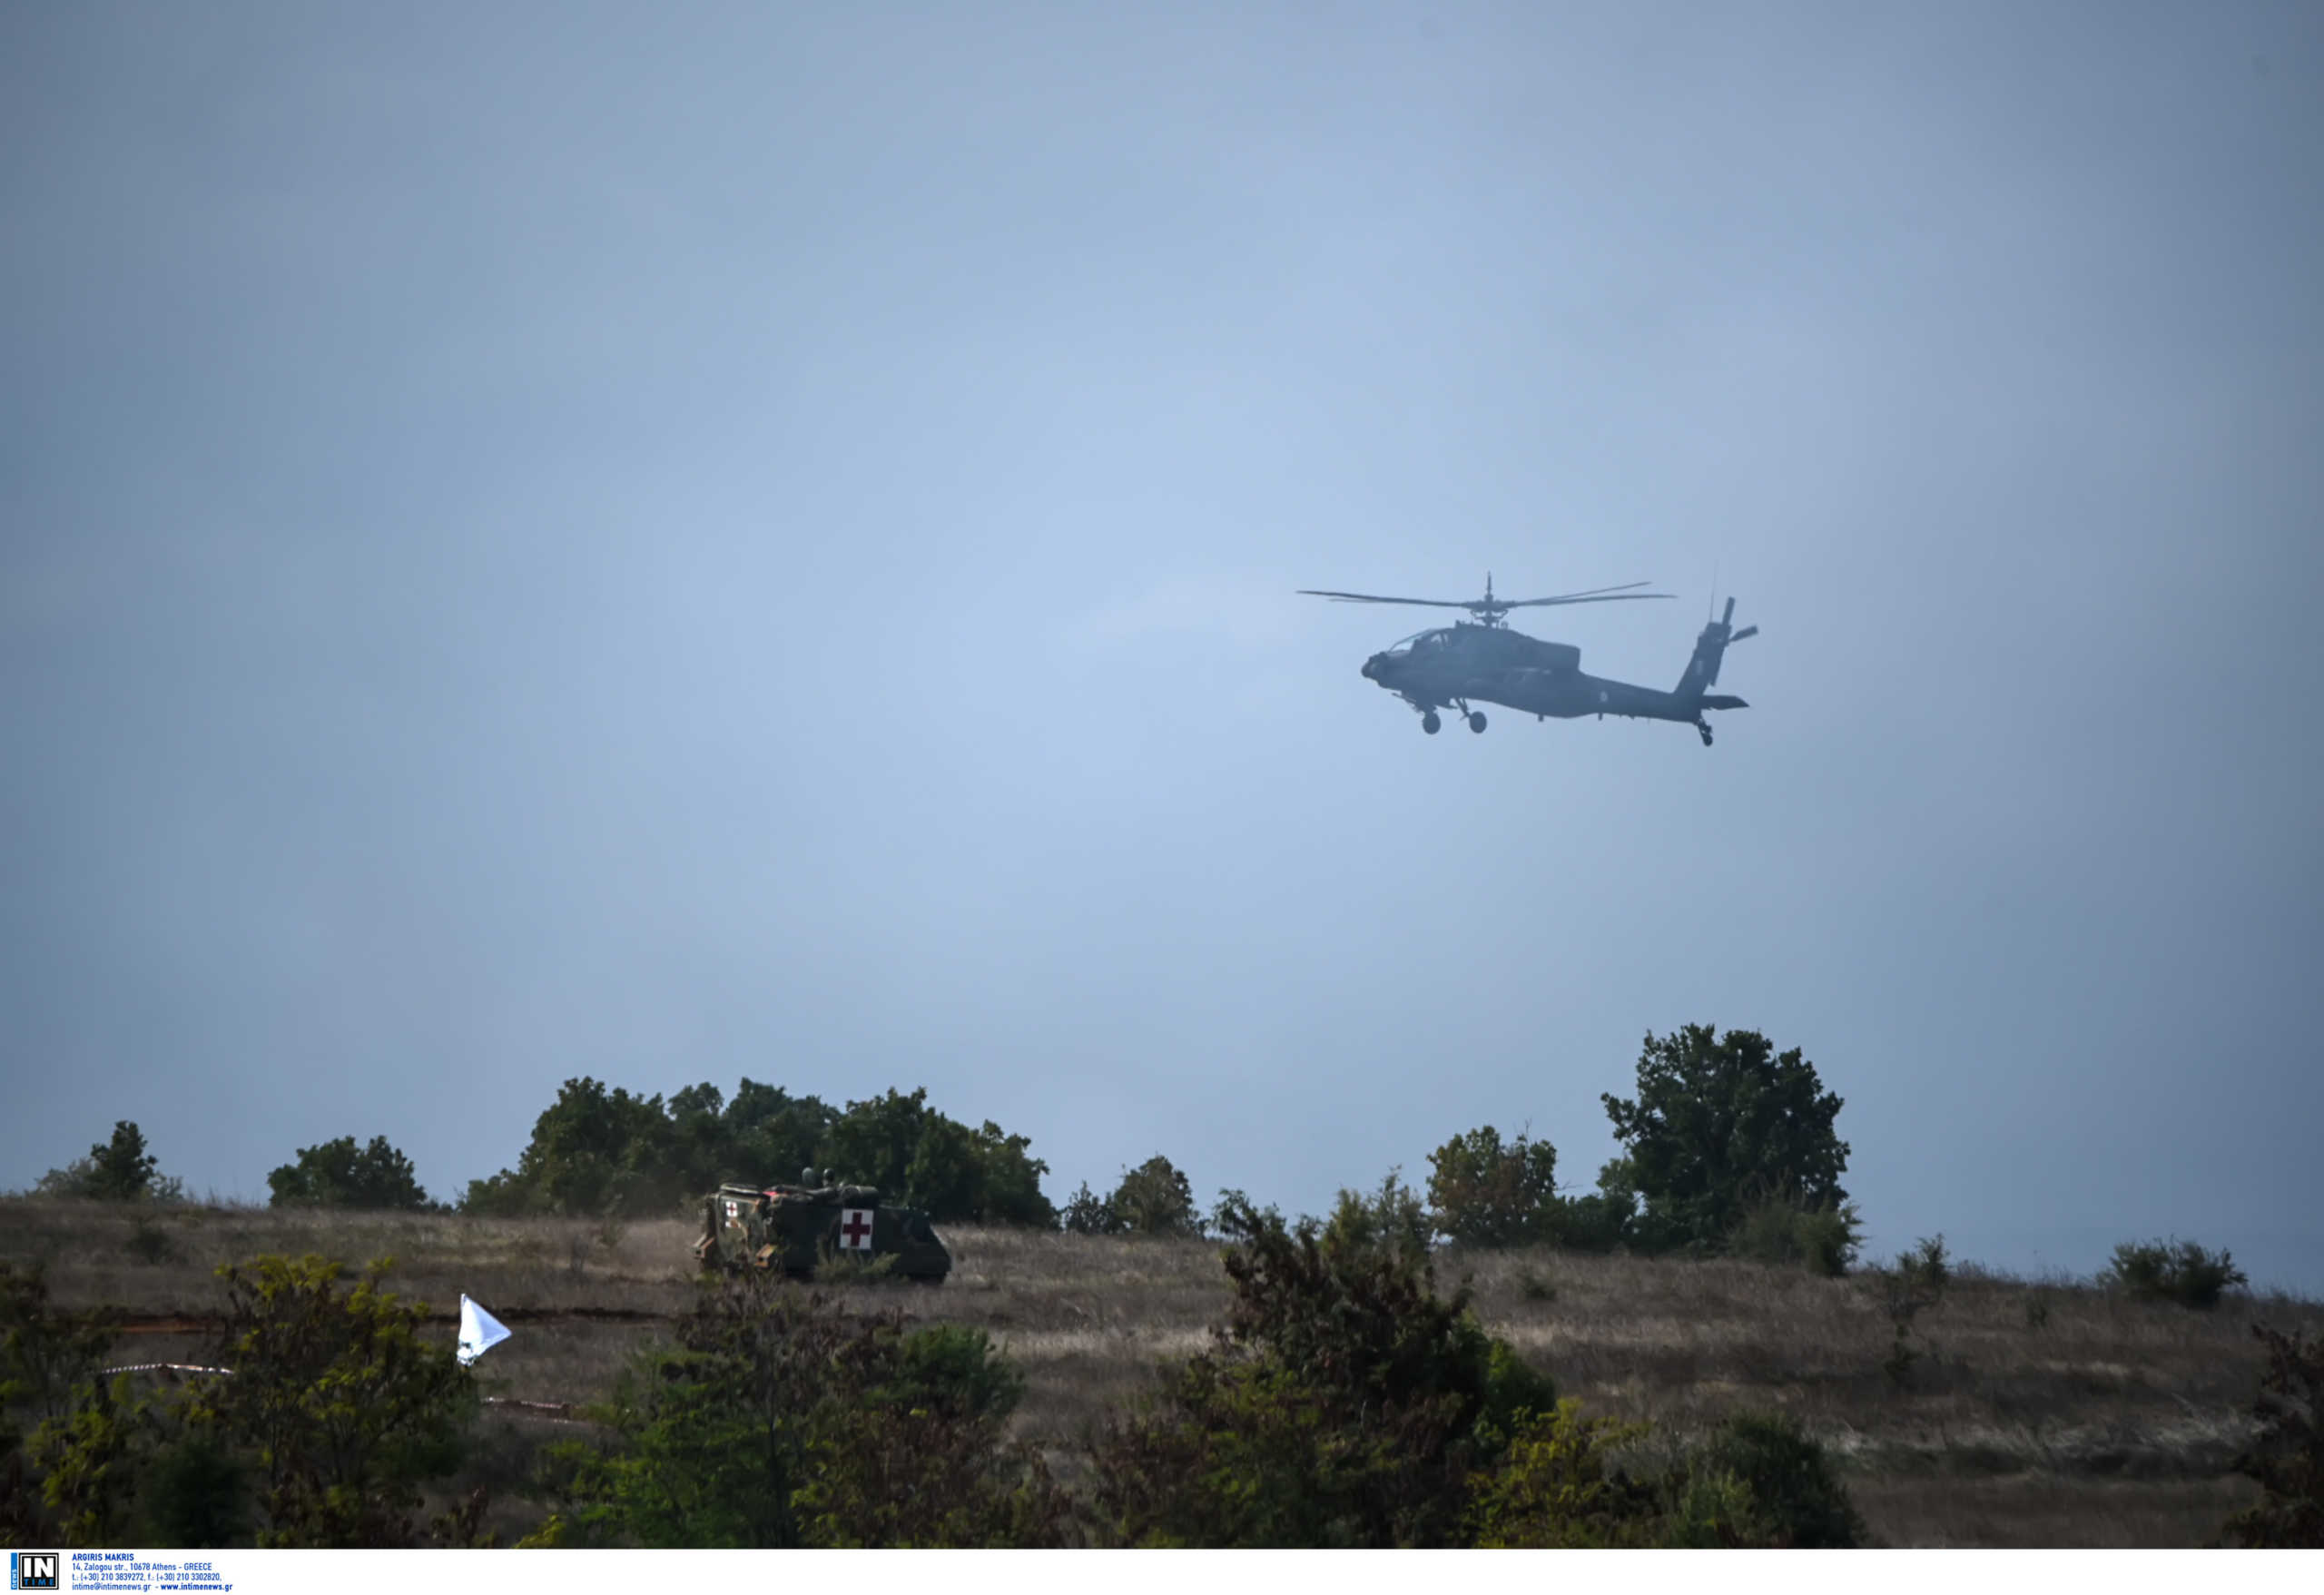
[1108,1156,1199,1236]
[820,1089,1056,1226]
[89,1121,161,1201]
[36,1122,182,1203]
[899,1113,986,1220]
[1426,1127,1559,1247]
[1082,1196,1560,1547]
[267,1137,429,1211]
[819,1088,933,1201]
[664,1083,737,1196]
[538,1272,1066,1547]
[675,1080,838,1194]
[1600,1026,1850,1253]
[1060,1181,1118,1236]
[1206,1186,1283,1236]
[462,1078,678,1216]
[960,1120,1058,1227]
[1058,1157,1202,1238]
[724,1080,840,1174]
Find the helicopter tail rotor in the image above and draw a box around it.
[1677,597,1755,698]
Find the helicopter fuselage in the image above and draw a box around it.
[1357,614,1749,743]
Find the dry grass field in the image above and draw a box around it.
[5,1197,2315,1548]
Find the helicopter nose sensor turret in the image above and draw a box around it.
[1362,655,1382,680]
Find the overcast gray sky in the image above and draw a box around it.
[5,2,2319,1289]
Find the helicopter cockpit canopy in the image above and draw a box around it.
[1381,627,1452,657]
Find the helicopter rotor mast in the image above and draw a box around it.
[1296,574,1674,628]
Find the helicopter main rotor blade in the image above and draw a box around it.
[1500,586,1676,607]
[1510,580,1659,600]
[1296,590,1478,607]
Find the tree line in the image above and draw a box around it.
[36,1027,1850,1253]
[22,1025,2250,1305]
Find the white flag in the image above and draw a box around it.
[458,1294,512,1366]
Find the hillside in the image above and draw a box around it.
[6,1197,2315,1548]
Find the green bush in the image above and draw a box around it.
[1728,1187,1862,1276]
[0,1263,117,1434]
[1081,1196,1560,1547]
[1464,1402,1660,1547]
[1471,1404,1866,1549]
[192,1255,478,1545]
[2221,1324,2324,1547]
[124,1220,176,1266]
[18,1254,480,1549]
[267,1137,430,1211]
[2101,1238,2248,1309]
[874,1323,1027,1425]
[541,1273,1065,1547]
[2,1262,116,1542]
[1322,1168,1432,1264]
[1545,1186,1637,1254]
[1894,1235,1951,1303]
[1683,1412,1866,1547]
[1655,1466,1765,1547]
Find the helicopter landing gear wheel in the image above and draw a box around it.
[1467,711,1487,734]
[1420,712,1442,735]
[1698,721,1714,746]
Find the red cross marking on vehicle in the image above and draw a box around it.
[840,1209,873,1249]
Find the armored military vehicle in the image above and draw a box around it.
[693,1168,952,1284]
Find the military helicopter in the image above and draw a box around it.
[1299,575,1756,745]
